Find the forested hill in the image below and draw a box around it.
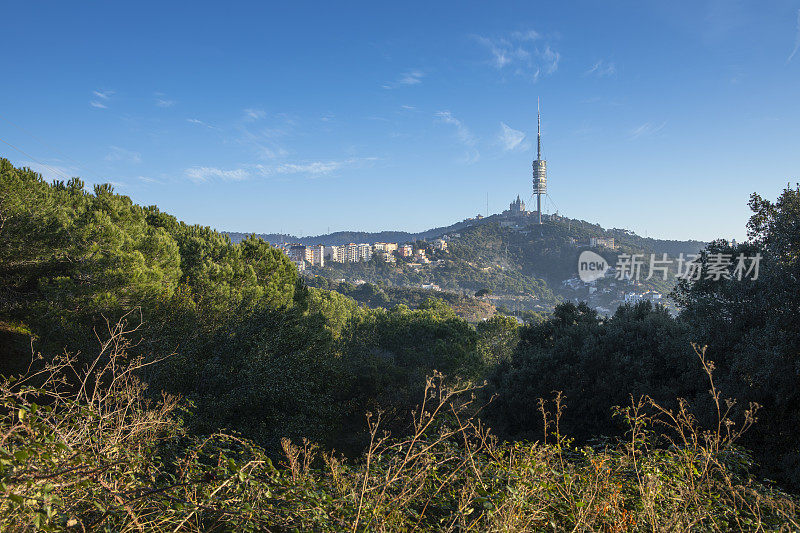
[259,213,706,314]
[225,213,704,254]
[225,218,476,246]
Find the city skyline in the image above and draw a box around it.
[2,1,800,242]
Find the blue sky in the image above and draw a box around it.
[2,1,799,241]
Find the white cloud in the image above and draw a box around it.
[540,45,560,74]
[435,111,476,146]
[511,29,541,41]
[435,111,479,163]
[400,105,416,110]
[185,166,250,182]
[90,89,113,109]
[399,70,424,85]
[235,113,297,160]
[255,157,377,178]
[243,108,266,121]
[275,161,344,175]
[105,146,141,163]
[154,92,175,108]
[187,118,218,129]
[788,9,800,63]
[630,121,667,139]
[498,122,527,151]
[137,176,161,184]
[474,31,559,81]
[586,59,616,77]
[384,70,425,89]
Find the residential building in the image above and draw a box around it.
[589,237,616,250]
[373,242,398,253]
[357,243,372,262]
[305,244,324,267]
[287,244,306,263]
[399,244,413,258]
[324,245,342,262]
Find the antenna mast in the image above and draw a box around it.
[537,97,541,160]
[532,98,547,224]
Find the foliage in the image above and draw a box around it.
[488,301,701,443]
[672,185,800,488]
[1,332,796,531]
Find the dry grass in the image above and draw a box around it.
[0,321,797,531]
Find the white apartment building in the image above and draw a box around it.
[357,243,372,262]
[305,244,325,267]
[324,243,372,263]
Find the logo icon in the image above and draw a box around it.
[578,251,608,282]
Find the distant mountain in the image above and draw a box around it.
[225,213,705,254]
[225,218,478,246]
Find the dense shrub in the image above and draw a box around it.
[1,331,796,531]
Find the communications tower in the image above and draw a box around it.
[532,98,547,224]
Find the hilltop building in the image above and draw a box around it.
[502,195,529,218]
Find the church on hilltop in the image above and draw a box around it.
[502,195,529,218]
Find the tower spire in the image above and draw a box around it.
[537,97,541,160]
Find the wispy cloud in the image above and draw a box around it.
[255,157,377,178]
[788,9,800,63]
[400,104,416,111]
[435,111,479,163]
[399,70,424,85]
[436,111,476,146]
[585,59,616,77]
[153,91,175,107]
[474,31,559,82]
[105,146,141,164]
[498,122,527,151]
[238,128,290,160]
[243,108,266,121]
[235,111,296,160]
[383,70,425,89]
[630,121,667,139]
[137,176,162,184]
[187,118,217,129]
[186,157,375,183]
[90,89,113,109]
[185,166,250,182]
